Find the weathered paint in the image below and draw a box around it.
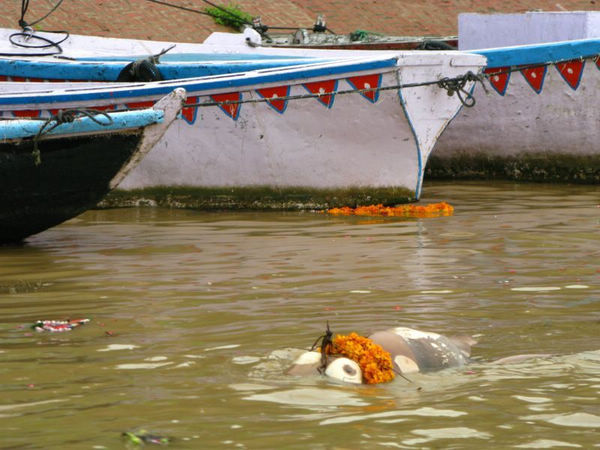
[0,109,163,140]
[429,13,600,183]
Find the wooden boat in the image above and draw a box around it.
[0,26,454,82]
[253,18,457,51]
[0,88,185,243]
[0,54,486,208]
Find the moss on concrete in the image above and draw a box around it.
[98,185,416,210]
[426,152,600,184]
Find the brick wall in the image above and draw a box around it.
[0,0,598,42]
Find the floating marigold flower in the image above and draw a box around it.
[326,202,454,218]
[323,332,395,384]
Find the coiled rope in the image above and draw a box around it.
[437,71,485,107]
[1,0,69,57]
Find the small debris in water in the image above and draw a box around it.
[122,430,170,446]
[31,318,90,332]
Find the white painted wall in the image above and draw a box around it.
[459,11,600,50]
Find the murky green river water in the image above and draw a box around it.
[1,181,599,449]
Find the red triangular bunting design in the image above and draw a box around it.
[520,65,547,94]
[13,109,41,118]
[182,96,198,124]
[125,101,154,109]
[303,80,337,108]
[595,56,600,70]
[210,92,241,120]
[347,74,382,103]
[0,76,7,81]
[256,86,290,113]
[484,67,510,96]
[555,59,585,90]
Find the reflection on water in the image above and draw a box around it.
[0,181,598,449]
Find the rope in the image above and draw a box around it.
[31,109,113,165]
[1,0,69,56]
[437,71,485,107]
[19,0,65,28]
[183,70,485,109]
[143,0,335,36]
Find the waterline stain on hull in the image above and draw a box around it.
[99,186,416,210]
[426,152,600,184]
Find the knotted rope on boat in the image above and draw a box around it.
[32,109,113,165]
[437,71,487,107]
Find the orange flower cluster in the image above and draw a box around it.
[327,202,454,218]
[328,332,395,384]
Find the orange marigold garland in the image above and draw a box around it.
[324,332,395,384]
[327,202,454,218]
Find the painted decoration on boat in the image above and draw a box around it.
[126,101,154,109]
[520,65,547,94]
[302,79,338,108]
[484,67,511,96]
[182,96,198,124]
[555,59,585,90]
[12,109,41,118]
[256,86,290,113]
[210,92,242,120]
[346,74,382,103]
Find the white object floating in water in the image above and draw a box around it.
[421,290,454,294]
[349,290,371,294]
[564,284,589,289]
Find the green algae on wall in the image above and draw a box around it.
[426,152,600,184]
[99,185,416,210]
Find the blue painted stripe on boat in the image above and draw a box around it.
[0,57,330,81]
[0,109,163,140]
[0,57,398,107]
[471,38,600,68]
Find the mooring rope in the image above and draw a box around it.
[31,109,113,165]
[181,70,486,109]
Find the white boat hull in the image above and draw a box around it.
[0,52,484,206]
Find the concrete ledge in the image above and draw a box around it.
[98,185,416,210]
[426,152,600,183]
